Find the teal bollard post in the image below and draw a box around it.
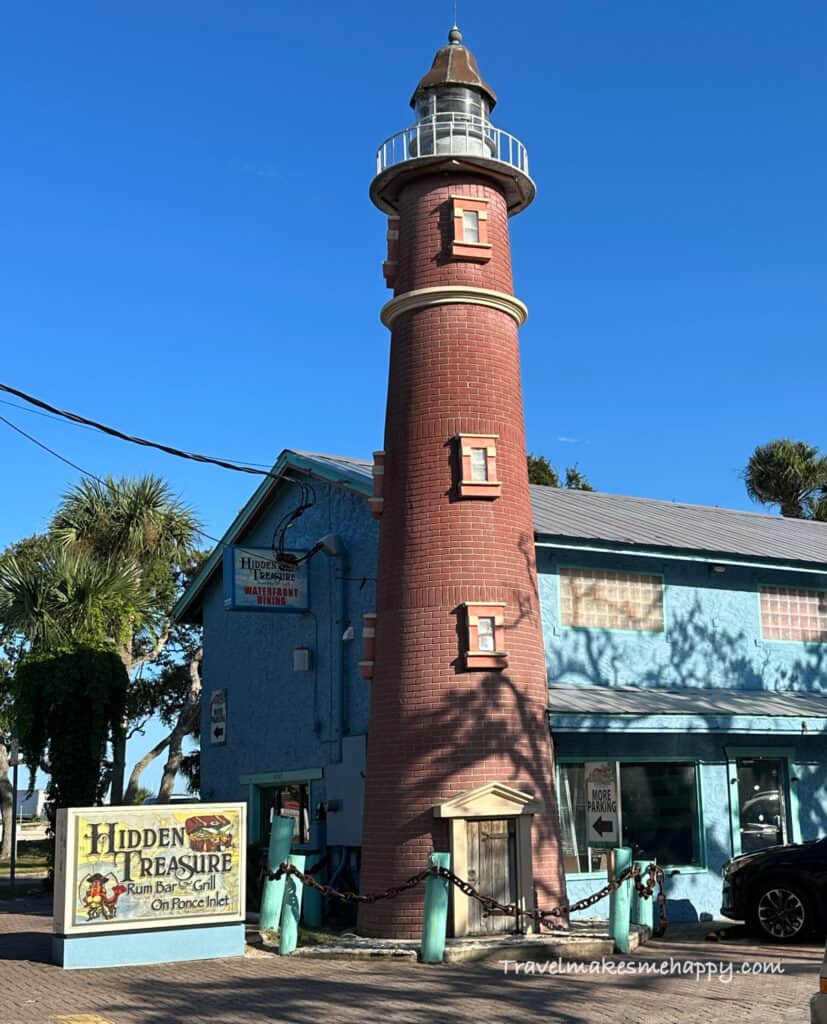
[609,846,633,954]
[421,852,451,964]
[631,860,655,933]
[259,816,295,932]
[279,854,307,955]
[302,879,323,928]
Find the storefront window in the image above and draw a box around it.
[620,763,700,866]
[558,761,701,872]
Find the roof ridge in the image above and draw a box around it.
[529,483,827,530]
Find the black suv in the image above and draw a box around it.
[721,837,827,942]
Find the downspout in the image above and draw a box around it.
[339,550,351,746]
[318,533,349,763]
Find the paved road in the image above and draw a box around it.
[0,895,822,1024]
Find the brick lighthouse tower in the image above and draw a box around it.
[359,27,566,939]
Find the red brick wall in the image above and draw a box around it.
[359,173,565,938]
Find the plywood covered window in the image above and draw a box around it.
[760,586,827,642]
[559,568,664,633]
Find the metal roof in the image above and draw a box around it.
[531,486,827,566]
[175,451,827,622]
[410,28,497,109]
[289,450,373,490]
[549,684,827,718]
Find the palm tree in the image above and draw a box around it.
[744,439,827,519]
[0,542,140,653]
[50,476,201,803]
[0,539,141,842]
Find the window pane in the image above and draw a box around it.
[470,447,488,481]
[737,758,786,853]
[559,568,664,632]
[559,763,589,873]
[620,763,700,866]
[462,210,480,243]
[477,617,495,651]
[760,586,827,642]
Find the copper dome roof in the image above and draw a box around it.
[409,27,497,110]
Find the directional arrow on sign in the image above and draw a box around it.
[592,816,615,837]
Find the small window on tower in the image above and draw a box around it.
[451,195,491,260]
[477,616,495,652]
[470,447,488,482]
[455,434,501,498]
[463,603,507,670]
[462,210,480,244]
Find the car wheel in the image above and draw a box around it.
[747,879,812,942]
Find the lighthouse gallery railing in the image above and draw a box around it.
[376,114,530,177]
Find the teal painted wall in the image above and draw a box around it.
[557,732,827,922]
[539,548,827,693]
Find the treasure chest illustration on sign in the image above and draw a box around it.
[185,813,234,852]
[585,762,614,787]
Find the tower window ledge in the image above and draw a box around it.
[465,651,509,670]
[452,240,493,261]
[458,480,502,498]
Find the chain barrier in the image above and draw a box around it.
[264,859,669,934]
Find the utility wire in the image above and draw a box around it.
[0,382,278,477]
[0,413,107,485]
[0,396,273,468]
[0,411,224,548]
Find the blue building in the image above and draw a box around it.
[174,449,827,924]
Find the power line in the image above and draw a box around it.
[0,395,274,469]
[0,396,98,433]
[0,413,108,485]
[0,382,278,477]
[0,412,224,548]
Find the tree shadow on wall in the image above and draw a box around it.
[549,593,827,696]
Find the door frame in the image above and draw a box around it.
[724,746,801,857]
[434,782,544,937]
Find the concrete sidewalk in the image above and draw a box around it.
[0,894,822,1024]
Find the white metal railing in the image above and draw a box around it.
[375,114,530,178]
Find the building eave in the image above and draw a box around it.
[535,535,827,577]
[172,450,373,625]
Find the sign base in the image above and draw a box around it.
[52,922,245,970]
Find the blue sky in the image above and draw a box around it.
[2,3,826,788]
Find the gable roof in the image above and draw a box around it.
[175,450,827,623]
[531,486,827,567]
[174,450,373,624]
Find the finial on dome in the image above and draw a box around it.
[448,25,462,45]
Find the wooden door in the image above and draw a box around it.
[466,818,518,934]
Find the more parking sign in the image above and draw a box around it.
[584,761,619,846]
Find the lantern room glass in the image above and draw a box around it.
[410,86,495,158]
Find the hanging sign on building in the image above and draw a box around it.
[54,803,246,936]
[584,761,619,847]
[223,546,309,612]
